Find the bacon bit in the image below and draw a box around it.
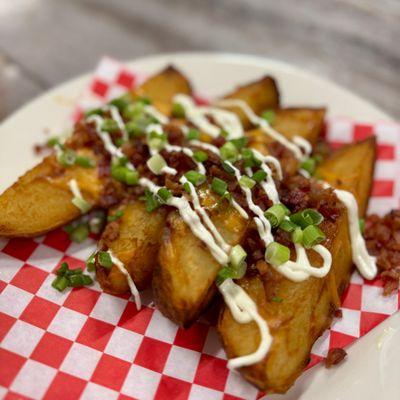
[334,309,343,319]
[365,209,400,295]
[325,348,347,368]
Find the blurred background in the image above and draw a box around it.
[0,0,399,120]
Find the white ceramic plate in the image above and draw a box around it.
[0,52,398,400]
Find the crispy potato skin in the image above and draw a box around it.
[246,107,326,149]
[0,150,102,237]
[133,65,192,116]
[222,76,280,128]
[153,190,249,327]
[96,202,167,294]
[218,137,376,393]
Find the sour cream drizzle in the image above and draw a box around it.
[332,188,378,279]
[68,179,86,204]
[108,250,141,309]
[174,94,244,139]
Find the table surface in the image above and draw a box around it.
[0,0,399,121]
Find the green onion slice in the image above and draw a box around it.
[221,161,235,175]
[302,225,326,248]
[157,187,172,202]
[239,175,256,189]
[359,218,365,234]
[107,210,124,222]
[69,223,89,243]
[72,197,91,214]
[144,189,161,212]
[211,177,228,196]
[193,150,208,162]
[300,157,317,176]
[101,119,119,133]
[230,244,247,270]
[172,102,185,118]
[261,109,276,124]
[147,154,167,175]
[75,155,96,168]
[86,253,96,272]
[52,276,69,292]
[186,129,200,141]
[291,227,303,244]
[252,169,267,183]
[216,266,234,286]
[98,251,113,268]
[290,208,324,228]
[230,137,248,150]
[185,170,206,186]
[58,149,76,167]
[279,219,297,233]
[56,262,69,276]
[220,142,239,163]
[265,242,290,266]
[264,204,289,228]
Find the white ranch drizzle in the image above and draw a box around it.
[293,136,312,157]
[108,250,141,309]
[332,188,378,279]
[215,99,304,159]
[173,94,244,139]
[219,279,272,368]
[68,179,86,204]
[143,105,169,124]
[86,115,135,170]
[275,243,332,282]
[139,177,229,265]
[180,176,231,253]
[226,161,274,246]
[107,105,128,142]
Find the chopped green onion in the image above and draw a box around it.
[265,242,290,266]
[252,169,267,183]
[125,170,139,185]
[185,170,206,186]
[261,109,276,124]
[220,142,239,163]
[302,225,326,248]
[291,227,303,243]
[65,267,83,277]
[230,137,248,150]
[69,223,89,243]
[264,204,289,228]
[98,251,113,268]
[193,150,208,162]
[144,189,161,212]
[230,245,247,270]
[172,102,185,118]
[58,149,76,167]
[75,155,96,168]
[211,177,228,196]
[272,296,283,303]
[56,262,69,276]
[186,129,200,141]
[47,137,61,147]
[359,218,365,234]
[86,253,96,272]
[221,161,235,175]
[68,274,85,287]
[107,210,124,222]
[85,108,103,118]
[115,138,124,147]
[157,188,172,202]
[101,119,119,133]
[109,94,132,111]
[300,157,317,176]
[239,175,256,189]
[217,192,233,206]
[147,154,167,175]
[183,182,191,194]
[136,96,152,105]
[123,102,145,120]
[52,276,69,292]
[82,274,93,286]
[216,266,234,286]
[148,136,166,151]
[279,219,297,233]
[241,148,260,168]
[125,121,143,137]
[290,208,324,228]
[72,196,91,214]
[111,165,127,182]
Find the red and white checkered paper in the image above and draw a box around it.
[0,58,399,400]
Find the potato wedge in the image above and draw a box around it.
[246,107,326,150]
[221,76,280,128]
[153,189,249,327]
[0,149,103,237]
[96,201,167,294]
[133,65,192,115]
[218,137,376,393]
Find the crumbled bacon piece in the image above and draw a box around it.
[325,348,347,368]
[365,209,400,295]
